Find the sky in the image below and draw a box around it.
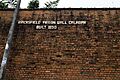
[19,0,120,8]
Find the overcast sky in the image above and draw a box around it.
[20,0,120,8]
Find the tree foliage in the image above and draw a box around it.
[0,0,17,9]
[27,0,39,9]
[44,0,60,8]
[0,0,8,9]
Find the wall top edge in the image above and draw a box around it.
[0,8,120,11]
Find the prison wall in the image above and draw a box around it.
[0,9,120,80]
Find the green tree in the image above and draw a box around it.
[44,0,60,8]
[0,0,8,9]
[0,0,17,9]
[27,0,39,9]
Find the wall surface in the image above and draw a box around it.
[0,9,120,80]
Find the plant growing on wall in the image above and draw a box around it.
[0,0,17,9]
[44,0,60,8]
[27,0,39,9]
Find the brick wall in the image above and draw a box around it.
[0,9,120,80]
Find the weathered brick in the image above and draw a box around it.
[0,9,120,80]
